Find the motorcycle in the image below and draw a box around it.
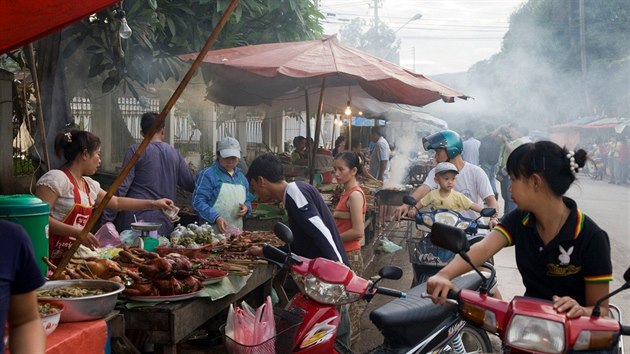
[427,222,630,354]
[402,195,496,285]
[260,223,407,353]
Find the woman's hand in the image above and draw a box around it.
[215,216,228,234]
[152,198,174,210]
[236,203,248,217]
[552,295,586,318]
[427,274,456,305]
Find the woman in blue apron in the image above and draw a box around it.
[192,137,252,234]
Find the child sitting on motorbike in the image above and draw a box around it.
[415,162,486,213]
[428,141,612,318]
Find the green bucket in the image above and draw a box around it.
[0,194,50,276]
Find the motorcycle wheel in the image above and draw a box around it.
[455,324,493,353]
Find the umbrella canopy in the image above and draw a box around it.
[180,35,467,108]
[0,0,117,54]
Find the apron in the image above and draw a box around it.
[212,180,246,234]
[49,169,93,265]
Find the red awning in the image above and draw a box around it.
[0,0,118,54]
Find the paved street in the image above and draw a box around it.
[354,176,630,353]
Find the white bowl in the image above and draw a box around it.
[39,300,64,336]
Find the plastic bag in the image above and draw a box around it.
[253,296,276,349]
[225,296,276,354]
[378,236,403,253]
[94,222,122,247]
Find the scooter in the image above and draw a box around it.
[402,195,496,285]
[262,223,494,354]
[261,223,406,353]
[428,222,630,354]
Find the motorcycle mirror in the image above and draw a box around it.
[378,266,403,280]
[479,208,496,218]
[403,195,417,207]
[430,223,470,254]
[624,267,630,282]
[273,222,294,245]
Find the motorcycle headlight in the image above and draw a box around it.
[422,214,433,226]
[574,330,617,351]
[434,212,458,226]
[506,315,565,353]
[292,273,360,305]
[456,221,470,230]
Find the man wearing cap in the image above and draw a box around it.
[193,137,252,234]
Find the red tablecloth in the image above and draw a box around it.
[46,320,107,354]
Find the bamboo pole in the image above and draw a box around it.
[52,0,240,279]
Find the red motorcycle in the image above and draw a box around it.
[429,222,630,354]
[261,223,406,353]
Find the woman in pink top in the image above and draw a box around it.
[332,151,367,345]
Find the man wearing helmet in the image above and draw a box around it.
[395,130,499,226]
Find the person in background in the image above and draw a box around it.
[617,136,628,185]
[332,152,367,345]
[193,137,252,234]
[290,136,307,164]
[369,126,390,182]
[461,129,481,166]
[35,129,174,265]
[497,125,531,214]
[0,220,46,353]
[428,142,612,319]
[479,129,503,200]
[102,112,195,236]
[607,135,619,184]
[332,135,346,157]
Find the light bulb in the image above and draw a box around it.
[119,17,132,39]
[358,111,363,116]
[344,101,352,116]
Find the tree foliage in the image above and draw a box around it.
[62,0,324,95]
[339,18,400,62]
[436,0,629,131]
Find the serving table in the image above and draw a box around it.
[121,264,275,354]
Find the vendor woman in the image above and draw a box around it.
[192,137,252,234]
[35,129,175,265]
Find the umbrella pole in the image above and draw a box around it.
[304,88,312,178]
[51,0,240,279]
[25,43,51,172]
[330,114,336,150]
[309,78,326,184]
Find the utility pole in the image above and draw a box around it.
[370,0,382,30]
[578,0,592,113]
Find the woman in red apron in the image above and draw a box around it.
[35,130,175,265]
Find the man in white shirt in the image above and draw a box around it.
[369,126,390,182]
[461,129,481,166]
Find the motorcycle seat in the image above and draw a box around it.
[370,271,483,329]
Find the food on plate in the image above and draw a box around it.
[38,302,63,316]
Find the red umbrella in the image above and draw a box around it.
[0,0,118,54]
[181,35,467,182]
[181,35,467,108]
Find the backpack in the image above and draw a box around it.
[479,135,502,165]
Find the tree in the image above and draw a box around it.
[339,18,400,62]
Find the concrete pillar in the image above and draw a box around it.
[91,92,114,171]
[0,70,14,193]
[236,108,248,157]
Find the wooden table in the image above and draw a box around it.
[122,265,275,354]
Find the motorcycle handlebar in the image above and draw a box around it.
[477,224,490,230]
[262,243,288,262]
[376,286,406,298]
[621,325,630,336]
